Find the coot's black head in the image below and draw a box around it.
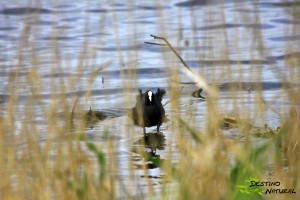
[144,90,154,105]
[135,89,165,105]
[135,89,155,106]
[140,88,166,105]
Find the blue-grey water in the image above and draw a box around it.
[0,0,299,198]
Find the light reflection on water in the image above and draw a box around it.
[0,0,299,197]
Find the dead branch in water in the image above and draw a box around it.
[170,79,196,85]
[145,34,217,97]
[147,34,193,72]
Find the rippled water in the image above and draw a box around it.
[0,0,300,198]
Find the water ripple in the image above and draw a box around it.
[198,23,274,31]
[187,59,275,67]
[0,7,52,15]
[271,18,300,25]
[269,35,300,41]
[0,27,18,31]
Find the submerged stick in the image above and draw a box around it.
[147,34,217,97]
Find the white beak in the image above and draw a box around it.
[148,91,152,102]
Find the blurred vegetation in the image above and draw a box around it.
[0,0,299,200]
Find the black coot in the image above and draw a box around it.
[132,88,166,134]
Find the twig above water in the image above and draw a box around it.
[146,34,217,98]
[149,34,193,72]
[170,79,196,85]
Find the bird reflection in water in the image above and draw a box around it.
[132,132,166,169]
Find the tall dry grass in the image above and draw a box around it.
[0,1,299,200]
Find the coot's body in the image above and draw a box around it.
[132,88,166,134]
